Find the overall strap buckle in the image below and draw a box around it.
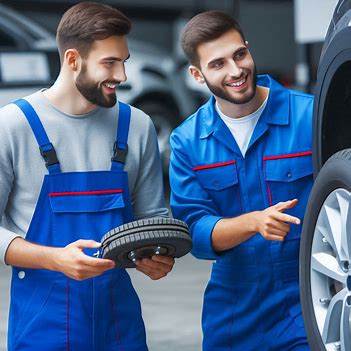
[112,142,128,164]
[40,144,59,168]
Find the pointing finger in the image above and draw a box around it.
[275,212,301,225]
[274,199,298,212]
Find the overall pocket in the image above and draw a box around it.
[11,271,67,350]
[270,238,300,284]
[49,190,125,247]
[264,152,313,240]
[194,161,242,217]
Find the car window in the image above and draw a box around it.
[0,52,50,84]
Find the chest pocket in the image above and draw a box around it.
[49,191,125,247]
[264,152,313,239]
[194,161,241,216]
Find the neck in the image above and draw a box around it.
[42,71,97,115]
[216,86,268,118]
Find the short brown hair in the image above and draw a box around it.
[181,10,245,67]
[56,2,132,62]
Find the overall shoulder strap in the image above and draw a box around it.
[111,101,131,171]
[13,99,61,174]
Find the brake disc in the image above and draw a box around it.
[101,217,192,268]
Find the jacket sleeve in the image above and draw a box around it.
[169,131,223,260]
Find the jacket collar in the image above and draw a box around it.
[199,75,289,139]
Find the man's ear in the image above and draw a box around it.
[64,49,81,71]
[189,65,205,84]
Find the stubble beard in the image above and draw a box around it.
[204,66,258,105]
[75,63,117,108]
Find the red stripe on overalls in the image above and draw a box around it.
[48,189,123,197]
[192,160,236,171]
[263,151,312,161]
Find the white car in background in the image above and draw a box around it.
[0,3,202,173]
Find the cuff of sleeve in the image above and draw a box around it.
[191,215,223,260]
[0,228,22,265]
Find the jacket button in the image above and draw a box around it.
[287,172,292,178]
[18,271,25,279]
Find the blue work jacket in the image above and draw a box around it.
[170,75,313,350]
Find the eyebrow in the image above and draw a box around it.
[234,47,247,55]
[207,46,247,67]
[101,53,130,62]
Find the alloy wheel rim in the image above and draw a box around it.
[311,188,351,351]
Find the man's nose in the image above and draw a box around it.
[114,65,127,83]
[228,60,242,78]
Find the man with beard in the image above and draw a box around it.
[170,11,313,351]
[0,3,174,350]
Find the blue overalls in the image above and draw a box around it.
[8,99,147,351]
[170,76,313,350]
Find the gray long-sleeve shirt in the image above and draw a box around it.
[0,91,168,264]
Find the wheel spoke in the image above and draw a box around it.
[311,252,348,283]
[316,221,338,256]
[322,289,348,344]
[323,203,343,260]
[337,191,351,262]
[341,295,351,351]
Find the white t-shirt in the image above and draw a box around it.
[215,97,268,156]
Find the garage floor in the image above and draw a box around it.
[0,255,211,350]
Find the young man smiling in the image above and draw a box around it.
[0,3,173,350]
[170,11,313,350]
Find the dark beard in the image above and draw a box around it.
[204,66,258,105]
[75,63,117,108]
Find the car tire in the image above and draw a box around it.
[101,217,192,268]
[300,149,351,351]
[313,4,351,176]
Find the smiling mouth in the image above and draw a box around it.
[102,82,119,94]
[103,82,118,89]
[226,76,247,88]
